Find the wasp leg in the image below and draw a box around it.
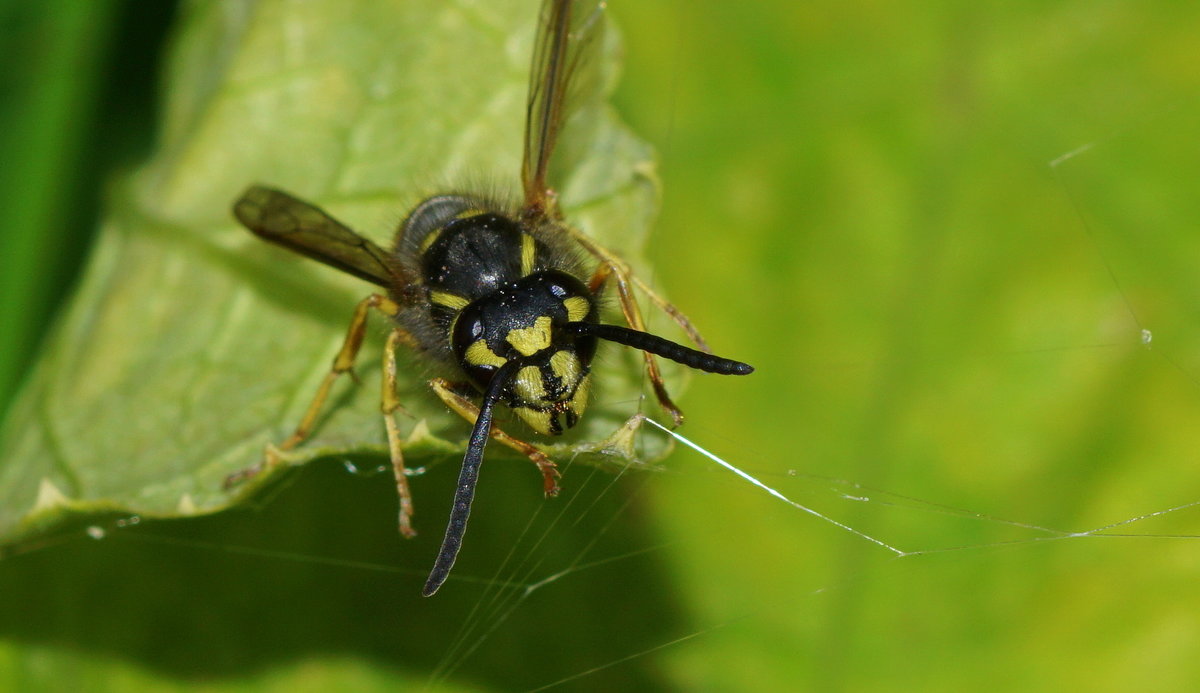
[382,327,418,538]
[223,293,403,489]
[567,228,710,351]
[428,378,561,496]
[584,258,684,427]
[628,274,710,352]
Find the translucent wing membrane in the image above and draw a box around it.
[234,186,402,288]
[521,0,607,216]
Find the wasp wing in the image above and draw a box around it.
[521,0,607,218]
[233,186,401,288]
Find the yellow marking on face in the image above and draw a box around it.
[465,339,507,368]
[506,316,552,356]
[563,296,589,322]
[548,350,580,388]
[568,374,591,420]
[429,290,469,311]
[418,229,442,252]
[520,233,537,276]
[454,208,486,220]
[515,407,553,435]
[513,365,547,404]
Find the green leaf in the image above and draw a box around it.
[0,0,673,547]
[0,0,122,420]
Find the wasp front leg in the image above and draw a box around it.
[588,261,681,426]
[565,227,711,350]
[223,293,404,488]
[574,245,701,428]
[563,222,724,426]
[381,327,420,537]
[428,378,561,496]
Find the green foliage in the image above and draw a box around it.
[4,0,1200,691]
[0,0,667,545]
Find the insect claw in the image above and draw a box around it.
[656,401,684,428]
[537,458,562,496]
[221,467,257,490]
[222,442,284,489]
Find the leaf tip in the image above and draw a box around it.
[582,413,644,459]
[32,478,71,513]
[405,418,432,445]
[177,493,197,514]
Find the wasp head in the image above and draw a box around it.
[450,270,598,435]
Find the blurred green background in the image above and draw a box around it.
[3,0,1200,690]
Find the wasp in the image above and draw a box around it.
[230,0,752,596]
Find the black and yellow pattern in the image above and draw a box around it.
[231,0,752,597]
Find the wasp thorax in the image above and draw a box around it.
[450,270,598,435]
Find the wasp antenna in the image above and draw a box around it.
[423,360,522,597]
[564,322,753,375]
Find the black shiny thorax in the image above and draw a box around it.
[421,213,531,300]
[399,195,557,330]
